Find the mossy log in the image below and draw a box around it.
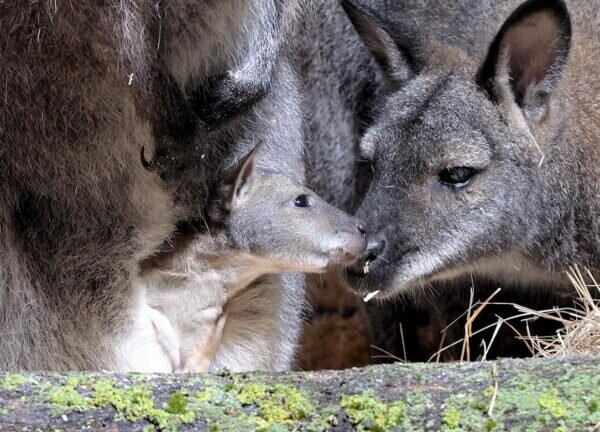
[1,356,599,431]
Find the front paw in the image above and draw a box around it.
[178,311,227,373]
[189,72,270,130]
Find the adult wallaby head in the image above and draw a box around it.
[227,145,369,271]
[342,0,600,297]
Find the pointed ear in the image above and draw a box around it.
[341,0,419,86]
[478,0,571,122]
[224,144,261,209]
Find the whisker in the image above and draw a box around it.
[375,255,390,264]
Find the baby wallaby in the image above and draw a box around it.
[342,0,600,297]
[142,145,367,372]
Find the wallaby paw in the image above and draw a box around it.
[147,307,181,372]
[179,310,228,373]
[189,72,270,130]
[191,306,224,326]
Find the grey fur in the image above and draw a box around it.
[341,0,600,298]
[0,0,309,371]
[141,151,367,373]
[296,0,384,213]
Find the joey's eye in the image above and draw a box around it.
[438,167,477,188]
[293,195,310,208]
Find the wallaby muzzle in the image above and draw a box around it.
[347,231,387,277]
[330,219,369,265]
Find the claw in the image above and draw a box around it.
[140,146,153,171]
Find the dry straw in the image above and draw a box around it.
[515,266,600,358]
[372,266,599,364]
[430,266,600,362]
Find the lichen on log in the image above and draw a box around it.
[1,356,599,431]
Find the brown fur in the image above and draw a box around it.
[0,1,302,371]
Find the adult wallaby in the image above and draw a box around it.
[141,146,367,372]
[341,0,600,298]
[0,0,307,371]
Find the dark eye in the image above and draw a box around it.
[293,195,310,208]
[438,167,477,188]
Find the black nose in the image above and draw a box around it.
[356,221,367,235]
[365,232,386,260]
[347,231,388,277]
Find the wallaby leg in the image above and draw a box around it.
[179,307,228,373]
[148,307,182,372]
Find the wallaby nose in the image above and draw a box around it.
[347,232,387,276]
[346,231,388,280]
[356,221,367,235]
[365,233,386,260]
[332,220,368,265]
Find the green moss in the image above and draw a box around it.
[2,374,28,390]
[483,386,495,398]
[438,366,600,432]
[484,418,497,431]
[38,375,95,417]
[93,382,162,423]
[442,406,461,429]
[190,384,275,431]
[47,384,88,412]
[64,374,92,387]
[90,380,179,430]
[340,392,406,432]
[236,383,314,427]
[538,389,566,419]
[32,377,195,431]
[166,392,195,423]
[166,392,188,415]
[224,380,336,432]
[404,392,434,419]
[195,388,214,403]
[1,358,598,431]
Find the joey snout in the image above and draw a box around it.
[328,219,368,265]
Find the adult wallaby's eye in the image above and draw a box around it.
[293,195,310,208]
[438,167,477,188]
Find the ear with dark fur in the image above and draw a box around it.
[341,0,421,86]
[224,144,261,209]
[478,0,571,122]
[189,73,270,130]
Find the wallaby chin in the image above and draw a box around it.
[404,252,570,292]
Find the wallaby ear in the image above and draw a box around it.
[341,0,419,86]
[478,0,571,122]
[224,144,261,209]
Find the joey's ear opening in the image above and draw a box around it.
[341,0,420,87]
[224,144,261,209]
[478,0,571,119]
